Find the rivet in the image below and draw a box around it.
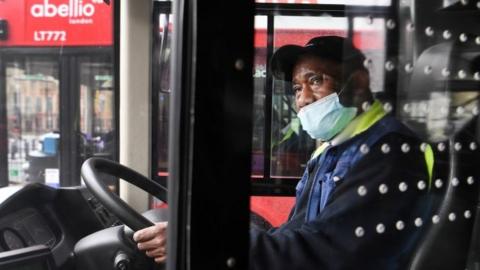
[467,176,475,185]
[454,142,462,151]
[470,142,477,150]
[435,179,443,189]
[360,144,370,154]
[399,182,408,192]
[465,210,472,219]
[457,106,465,115]
[437,143,446,152]
[474,72,480,80]
[362,101,372,111]
[461,0,469,5]
[383,103,393,113]
[417,180,426,190]
[415,218,423,227]
[441,68,451,77]
[234,59,245,71]
[472,107,478,115]
[451,177,459,187]
[405,63,414,73]
[333,176,341,182]
[443,30,452,40]
[460,33,468,42]
[358,186,367,196]
[376,223,385,234]
[458,70,467,79]
[401,143,410,153]
[420,143,428,152]
[403,103,412,113]
[385,61,395,71]
[379,184,388,194]
[477,1,480,9]
[424,65,433,74]
[449,213,456,221]
[226,257,236,268]
[381,144,391,154]
[363,59,373,69]
[406,22,415,32]
[425,27,434,37]
[396,220,405,230]
[473,106,479,115]
[432,215,440,224]
[355,226,365,237]
[476,36,480,45]
[386,19,396,29]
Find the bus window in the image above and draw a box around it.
[5,58,59,184]
[0,0,117,188]
[250,5,389,230]
[152,1,172,208]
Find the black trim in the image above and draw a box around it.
[169,0,254,269]
[255,3,390,16]
[0,54,7,187]
[384,3,399,113]
[59,56,76,186]
[151,2,161,187]
[112,0,120,193]
[263,15,274,182]
[0,47,112,55]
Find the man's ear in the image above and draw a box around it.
[350,69,370,92]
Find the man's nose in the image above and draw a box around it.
[297,87,315,109]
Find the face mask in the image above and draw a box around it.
[297,92,357,141]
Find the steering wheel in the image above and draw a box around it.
[81,157,168,231]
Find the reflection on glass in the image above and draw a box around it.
[6,59,59,184]
[154,13,173,179]
[353,17,386,93]
[79,61,115,159]
[254,0,391,6]
[252,16,268,178]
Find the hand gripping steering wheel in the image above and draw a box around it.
[81,157,168,231]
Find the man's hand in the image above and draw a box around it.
[133,222,168,263]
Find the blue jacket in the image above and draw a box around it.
[250,115,431,270]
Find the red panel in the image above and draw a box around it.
[250,196,295,227]
[0,0,113,47]
[255,29,383,50]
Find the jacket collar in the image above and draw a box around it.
[311,100,386,159]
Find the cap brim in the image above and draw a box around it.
[270,45,309,82]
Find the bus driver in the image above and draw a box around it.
[133,36,432,269]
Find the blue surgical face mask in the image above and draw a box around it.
[297,92,357,141]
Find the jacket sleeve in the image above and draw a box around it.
[249,134,431,270]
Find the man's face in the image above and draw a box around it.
[292,55,342,112]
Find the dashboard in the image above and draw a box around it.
[0,183,119,269]
[0,208,55,251]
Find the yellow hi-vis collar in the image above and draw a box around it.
[309,100,434,187]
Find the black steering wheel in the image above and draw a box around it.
[81,157,168,231]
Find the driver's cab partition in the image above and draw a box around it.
[394,0,480,268]
[245,1,480,270]
[152,1,480,270]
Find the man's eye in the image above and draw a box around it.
[310,76,322,85]
[292,85,301,92]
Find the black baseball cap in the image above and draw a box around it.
[270,36,366,82]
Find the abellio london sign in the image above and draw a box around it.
[0,0,113,47]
